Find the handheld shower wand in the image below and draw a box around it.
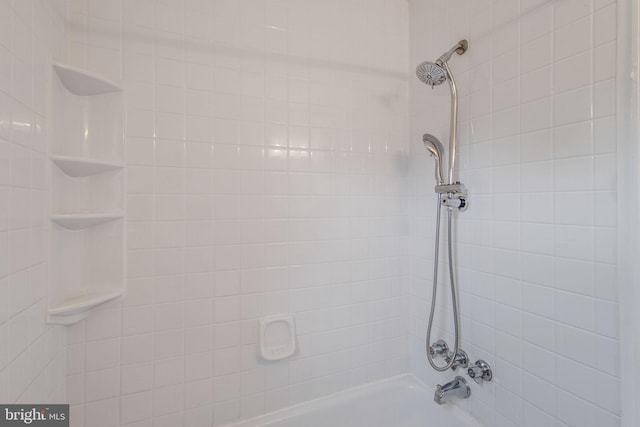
[423,134,444,185]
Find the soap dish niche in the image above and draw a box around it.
[258,315,296,361]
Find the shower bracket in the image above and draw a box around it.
[435,182,468,212]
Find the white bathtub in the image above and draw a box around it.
[229,375,484,427]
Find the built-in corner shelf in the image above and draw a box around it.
[50,212,123,230]
[52,155,123,177]
[53,63,122,96]
[48,288,125,325]
[48,63,126,326]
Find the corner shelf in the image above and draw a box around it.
[48,288,125,325]
[48,63,126,326]
[53,63,122,96]
[52,155,123,177]
[50,212,123,230]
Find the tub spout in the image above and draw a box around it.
[434,376,470,405]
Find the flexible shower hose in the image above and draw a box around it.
[425,203,461,371]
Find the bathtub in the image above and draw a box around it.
[228,375,484,427]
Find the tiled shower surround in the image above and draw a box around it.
[65,1,410,426]
[0,0,626,427]
[0,0,67,405]
[408,0,621,426]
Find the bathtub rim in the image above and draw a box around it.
[223,373,486,427]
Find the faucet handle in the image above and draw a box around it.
[467,360,492,384]
[429,339,449,358]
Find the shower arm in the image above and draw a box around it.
[441,60,458,185]
[438,43,463,64]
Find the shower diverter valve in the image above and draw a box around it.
[258,315,297,361]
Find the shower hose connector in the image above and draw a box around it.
[446,348,469,371]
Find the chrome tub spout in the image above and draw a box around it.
[434,376,471,405]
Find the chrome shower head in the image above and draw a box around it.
[415,40,468,88]
[423,134,445,184]
[416,62,447,88]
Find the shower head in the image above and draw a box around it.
[416,61,447,88]
[423,134,445,184]
[415,40,468,88]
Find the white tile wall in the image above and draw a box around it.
[0,0,68,405]
[65,0,410,425]
[0,1,618,425]
[408,1,620,427]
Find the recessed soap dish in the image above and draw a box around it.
[258,315,296,361]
